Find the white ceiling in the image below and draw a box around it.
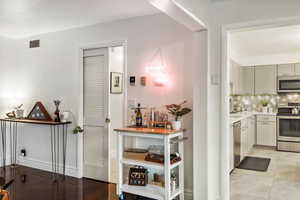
[230,25,300,57]
[0,0,159,39]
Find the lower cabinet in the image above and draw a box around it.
[229,124,234,172]
[241,119,248,161]
[247,116,256,152]
[256,115,276,146]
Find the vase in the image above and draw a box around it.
[15,110,24,118]
[262,107,268,113]
[171,121,182,130]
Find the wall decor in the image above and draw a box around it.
[111,72,123,93]
[54,100,61,122]
[141,76,147,86]
[145,48,169,86]
[130,76,136,86]
[128,166,148,186]
[27,102,52,121]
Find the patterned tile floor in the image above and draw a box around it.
[231,146,300,200]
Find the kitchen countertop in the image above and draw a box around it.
[114,127,184,135]
[230,112,277,124]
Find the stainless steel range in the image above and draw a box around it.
[277,103,300,152]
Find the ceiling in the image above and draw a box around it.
[230,25,300,57]
[0,0,159,39]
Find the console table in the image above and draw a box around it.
[0,118,71,180]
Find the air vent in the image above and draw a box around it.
[29,40,40,48]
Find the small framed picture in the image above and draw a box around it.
[110,72,123,94]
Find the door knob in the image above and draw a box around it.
[105,118,111,123]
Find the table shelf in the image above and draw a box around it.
[122,158,182,171]
[116,128,185,200]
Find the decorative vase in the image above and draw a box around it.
[15,109,24,118]
[171,121,182,130]
[54,100,61,122]
[262,107,268,113]
[61,111,70,122]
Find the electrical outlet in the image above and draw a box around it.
[21,149,26,157]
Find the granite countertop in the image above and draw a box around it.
[230,112,277,124]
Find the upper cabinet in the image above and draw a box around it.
[230,60,254,95]
[241,66,255,95]
[255,65,277,94]
[277,64,294,76]
[294,63,300,75]
[230,60,242,95]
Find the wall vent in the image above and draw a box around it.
[29,40,40,48]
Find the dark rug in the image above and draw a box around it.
[237,156,271,172]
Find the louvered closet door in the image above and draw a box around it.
[83,48,109,181]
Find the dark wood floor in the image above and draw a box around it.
[0,165,143,200]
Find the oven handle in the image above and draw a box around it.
[277,116,300,119]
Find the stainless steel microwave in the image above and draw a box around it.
[278,76,300,93]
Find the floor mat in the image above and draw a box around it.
[237,156,271,172]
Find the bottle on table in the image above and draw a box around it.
[135,103,143,127]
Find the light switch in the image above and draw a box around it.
[211,74,220,85]
[128,99,137,109]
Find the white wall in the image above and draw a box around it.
[165,0,300,200]
[0,13,194,192]
[232,51,300,66]
[108,46,125,183]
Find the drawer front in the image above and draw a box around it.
[241,119,248,129]
[257,115,276,122]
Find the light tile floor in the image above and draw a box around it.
[231,146,300,200]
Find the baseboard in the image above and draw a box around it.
[0,157,11,167]
[18,157,80,178]
[185,189,193,200]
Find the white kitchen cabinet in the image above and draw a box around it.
[255,65,277,94]
[229,124,234,172]
[256,115,276,147]
[240,119,248,161]
[241,66,255,95]
[247,116,256,152]
[277,64,294,76]
[294,63,300,75]
[230,59,242,94]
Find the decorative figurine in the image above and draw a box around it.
[27,102,52,121]
[15,104,24,118]
[6,111,16,118]
[54,100,61,122]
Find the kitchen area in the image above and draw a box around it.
[229,25,300,200]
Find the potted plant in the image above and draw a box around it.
[73,126,84,134]
[166,101,192,130]
[261,100,269,113]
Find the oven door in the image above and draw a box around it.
[278,76,300,93]
[277,116,300,142]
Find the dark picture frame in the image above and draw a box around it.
[110,72,123,94]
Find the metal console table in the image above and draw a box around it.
[0,118,71,180]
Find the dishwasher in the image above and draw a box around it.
[233,121,241,167]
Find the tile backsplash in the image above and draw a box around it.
[231,93,300,112]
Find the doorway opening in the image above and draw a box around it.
[222,18,300,200]
[79,43,127,184]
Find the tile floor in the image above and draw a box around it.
[231,146,300,200]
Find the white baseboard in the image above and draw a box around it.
[18,156,80,178]
[185,189,193,200]
[0,157,11,167]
